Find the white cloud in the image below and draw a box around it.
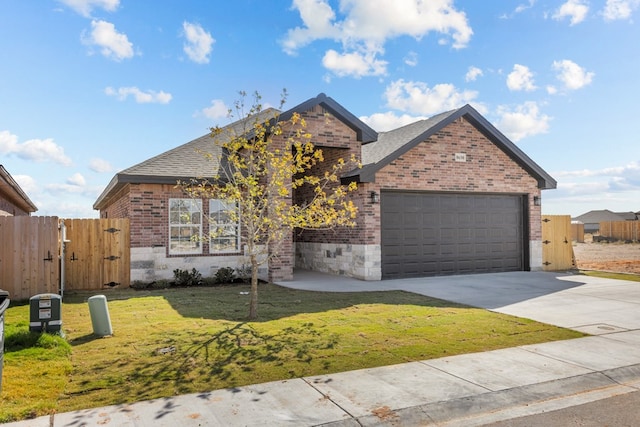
[552,0,589,25]
[282,0,472,77]
[465,66,483,82]
[545,161,640,215]
[13,175,38,194]
[105,86,172,104]
[602,0,640,21]
[322,49,387,78]
[58,0,119,17]
[67,173,86,186]
[182,22,214,64]
[0,130,72,166]
[201,99,230,120]
[404,51,418,67]
[515,0,536,14]
[89,158,113,173]
[495,102,551,141]
[82,20,134,61]
[507,64,537,91]
[359,111,426,132]
[546,85,558,95]
[552,59,594,90]
[384,79,479,115]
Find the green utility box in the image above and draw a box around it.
[0,289,9,394]
[29,293,62,333]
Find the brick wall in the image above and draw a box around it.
[0,197,30,216]
[373,117,541,241]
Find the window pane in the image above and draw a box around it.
[169,199,202,254]
[209,199,239,253]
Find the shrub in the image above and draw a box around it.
[150,279,171,289]
[214,267,235,284]
[235,264,252,283]
[173,268,202,287]
[130,280,149,290]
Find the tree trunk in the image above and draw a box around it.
[248,254,259,320]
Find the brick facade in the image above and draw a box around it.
[96,97,550,283]
[293,116,543,280]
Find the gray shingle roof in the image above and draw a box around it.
[361,110,457,165]
[573,209,638,223]
[94,95,557,211]
[93,108,279,210]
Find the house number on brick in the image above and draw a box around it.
[454,152,467,162]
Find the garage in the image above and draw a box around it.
[381,191,526,279]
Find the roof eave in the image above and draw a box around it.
[0,165,38,213]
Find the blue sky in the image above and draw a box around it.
[1,0,639,218]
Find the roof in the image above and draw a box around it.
[94,96,556,211]
[93,108,278,210]
[572,209,637,223]
[94,94,378,211]
[0,165,37,214]
[345,104,556,190]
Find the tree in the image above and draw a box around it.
[183,91,359,320]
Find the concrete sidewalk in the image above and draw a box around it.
[7,271,640,426]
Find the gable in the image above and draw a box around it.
[373,117,540,193]
[345,104,556,190]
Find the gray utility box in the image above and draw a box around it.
[0,290,9,394]
[29,293,62,333]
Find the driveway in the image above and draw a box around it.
[279,270,640,335]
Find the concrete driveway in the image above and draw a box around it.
[279,270,640,335]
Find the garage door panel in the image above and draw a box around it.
[381,192,524,279]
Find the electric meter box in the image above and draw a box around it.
[29,293,62,333]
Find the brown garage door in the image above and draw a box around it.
[381,192,526,279]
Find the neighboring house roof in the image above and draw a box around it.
[572,209,636,223]
[345,104,556,190]
[0,164,37,215]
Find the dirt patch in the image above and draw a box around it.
[573,240,640,274]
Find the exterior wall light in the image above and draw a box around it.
[370,191,380,204]
[533,196,541,206]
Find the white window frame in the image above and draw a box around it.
[209,199,240,254]
[168,198,202,255]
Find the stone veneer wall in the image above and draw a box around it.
[295,242,381,281]
[130,247,268,283]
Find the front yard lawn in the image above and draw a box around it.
[0,283,584,422]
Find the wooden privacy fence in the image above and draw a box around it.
[63,218,130,292]
[599,221,640,241]
[0,216,59,300]
[571,222,584,243]
[542,215,575,271]
[0,217,130,300]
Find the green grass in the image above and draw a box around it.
[1,284,584,422]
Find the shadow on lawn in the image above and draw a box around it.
[125,321,338,399]
[159,283,465,322]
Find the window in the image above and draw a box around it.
[169,199,202,254]
[209,199,240,253]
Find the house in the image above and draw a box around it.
[573,209,638,234]
[0,165,37,216]
[94,93,555,283]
